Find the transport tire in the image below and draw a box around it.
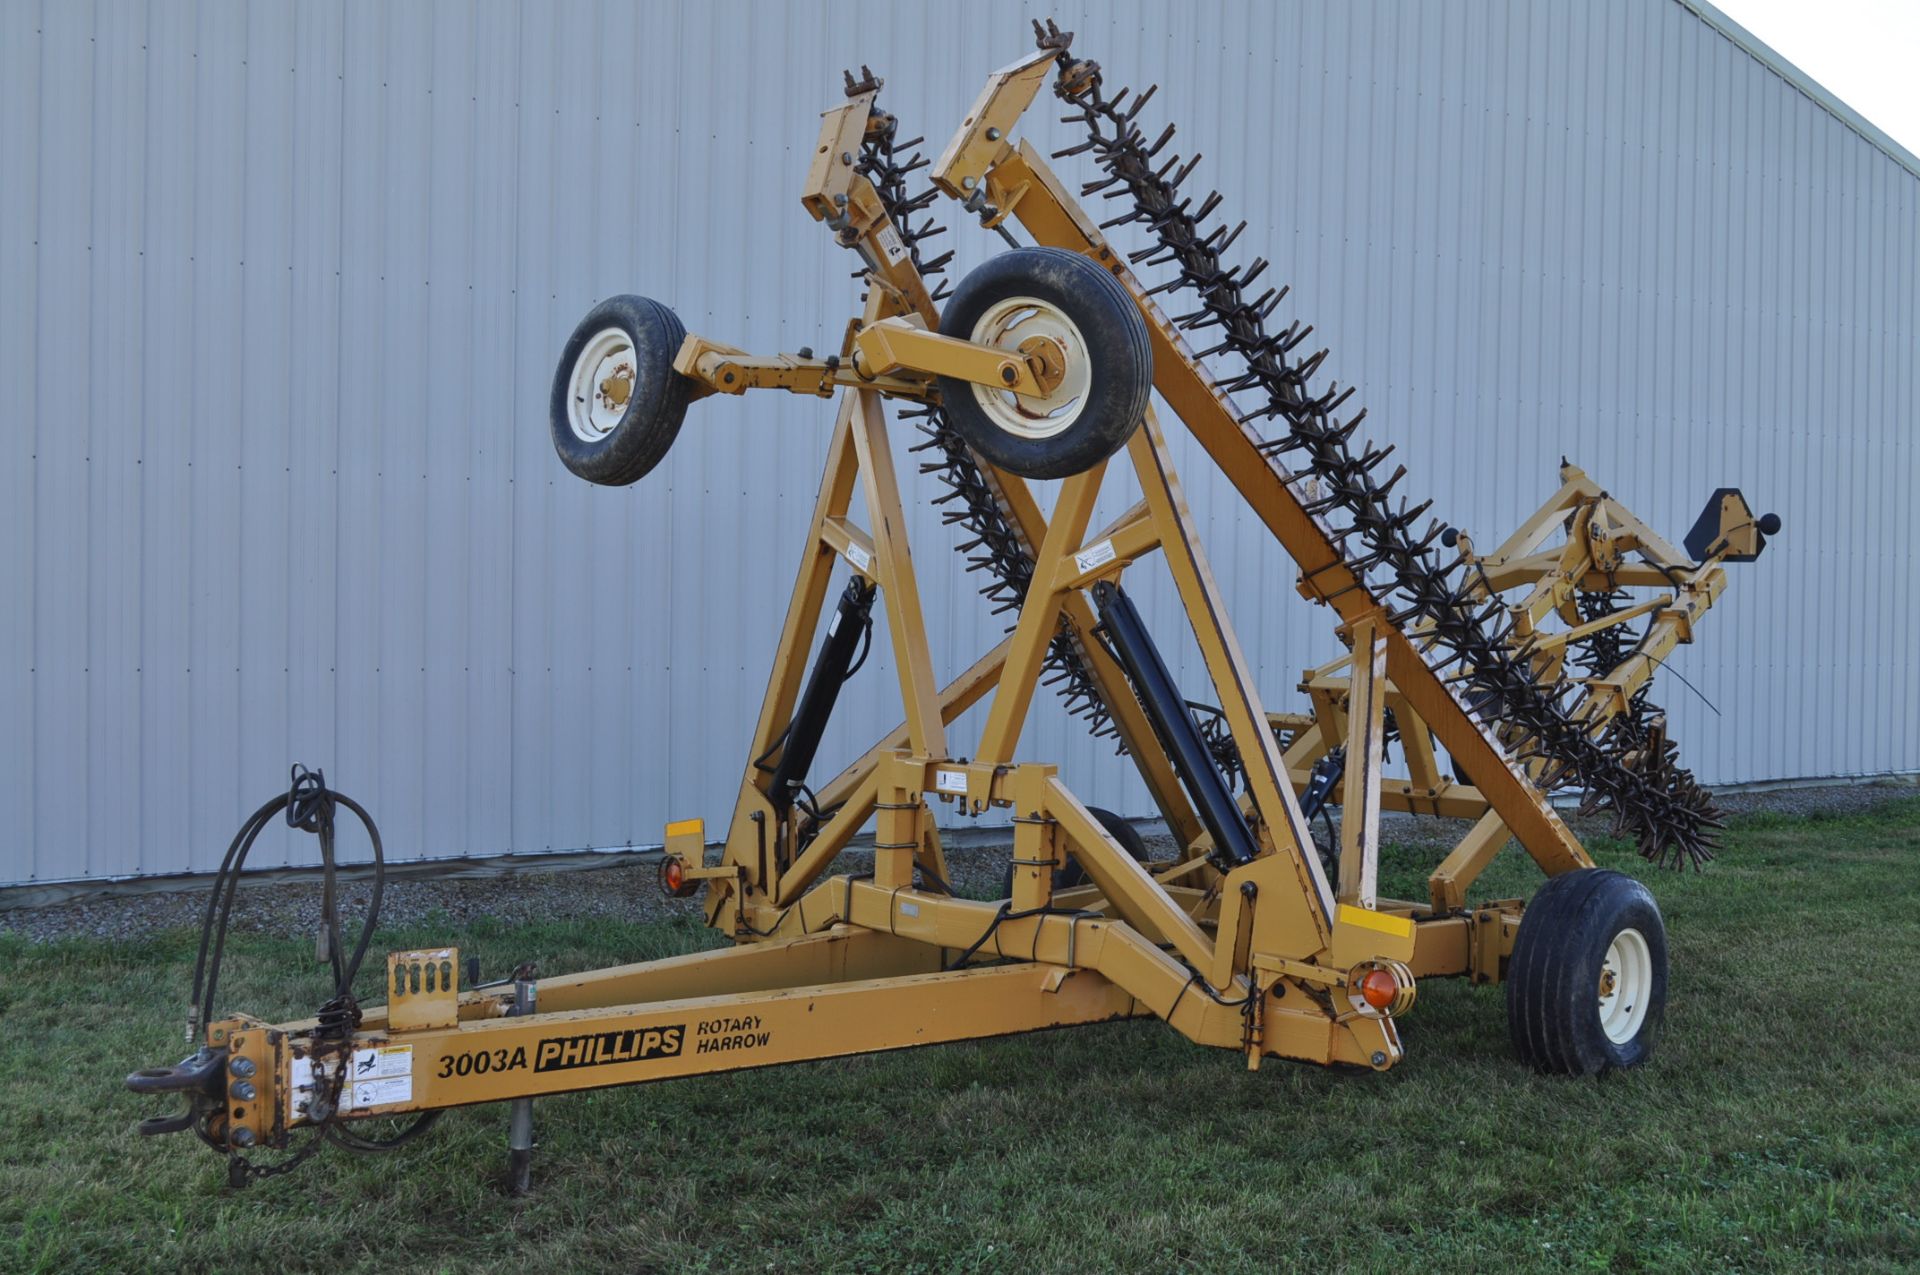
[937,247,1151,479]
[550,294,691,486]
[1000,805,1143,898]
[1092,806,1152,864]
[1506,868,1668,1075]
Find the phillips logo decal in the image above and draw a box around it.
[533,1025,685,1073]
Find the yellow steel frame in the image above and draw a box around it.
[174,43,1741,1161]
[1269,461,1739,909]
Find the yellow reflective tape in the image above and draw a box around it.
[1337,903,1414,939]
[664,818,705,839]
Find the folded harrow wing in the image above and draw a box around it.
[129,27,1777,1189]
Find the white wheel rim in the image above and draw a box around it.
[966,295,1092,441]
[1597,926,1652,1044]
[566,327,639,443]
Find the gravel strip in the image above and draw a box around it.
[4,781,1910,946]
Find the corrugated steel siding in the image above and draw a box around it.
[3,0,1914,886]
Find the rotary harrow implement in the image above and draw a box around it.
[128,26,1778,1189]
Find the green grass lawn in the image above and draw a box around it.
[3,798,1917,1273]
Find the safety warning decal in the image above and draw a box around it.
[875,224,909,266]
[1074,539,1117,574]
[343,1044,414,1110]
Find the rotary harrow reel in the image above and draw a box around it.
[130,24,1777,1190]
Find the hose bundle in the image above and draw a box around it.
[188,765,436,1184]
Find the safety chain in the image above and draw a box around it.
[220,1053,346,1187]
[1037,22,1718,866]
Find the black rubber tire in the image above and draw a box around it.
[1506,868,1669,1075]
[1000,805,1143,898]
[937,247,1151,479]
[1093,806,1153,864]
[549,295,691,486]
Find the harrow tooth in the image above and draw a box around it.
[1315,384,1358,416]
[1407,520,1448,554]
[1393,498,1435,529]
[1328,411,1366,444]
[1203,219,1246,251]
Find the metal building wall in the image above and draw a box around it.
[3,0,1914,887]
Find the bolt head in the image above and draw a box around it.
[986,126,1002,141]
[231,1080,257,1101]
[961,176,976,190]
[230,1057,256,1078]
[231,1127,256,1148]
[1000,366,1018,385]
[1370,1050,1388,1068]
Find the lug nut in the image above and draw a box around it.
[230,1057,256,1078]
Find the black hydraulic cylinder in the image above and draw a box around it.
[1297,748,1346,822]
[766,577,875,814]
[1091,581,1258,867]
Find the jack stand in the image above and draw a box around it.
[506,964,537,1195]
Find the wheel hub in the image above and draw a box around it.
[1596,926,1652,1044]
[967,296,1091,440]
[598,370,634,411]
[566,327,640,443]
[1019,334,1069,395]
